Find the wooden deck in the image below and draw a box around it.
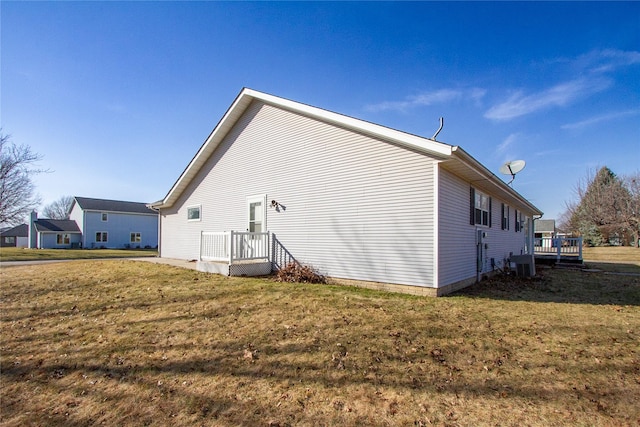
[534,237,583,264]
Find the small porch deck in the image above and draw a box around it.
[197,231,272,276]
[534,236,583,264]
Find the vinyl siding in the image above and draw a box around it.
[68,204,85,247]
[39,233,82,249]
[438,168,531,287]
[83,211,158,249]
[161,101,438,287]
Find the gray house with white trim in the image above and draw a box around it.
[0,224,29,248]
[151,88,542,296]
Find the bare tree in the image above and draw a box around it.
[43,195,74,220]
[620,172,640,247]
[0,131,44,226]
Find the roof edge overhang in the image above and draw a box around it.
[152,88,454,210]
[448,146,543,216]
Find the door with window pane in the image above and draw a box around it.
[248,197,264,233]
[245,195,265,259]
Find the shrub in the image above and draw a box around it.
[275,262,326,284]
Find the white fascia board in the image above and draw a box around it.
[246,89,454,157]
[158,89,254,209]
[157,88,454,209]
[451,146,543,216]
[81,209,157,217]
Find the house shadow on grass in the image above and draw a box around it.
[450,263,640,306]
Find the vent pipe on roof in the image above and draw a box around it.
[431,117,444,141]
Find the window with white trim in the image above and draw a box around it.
[470,188,491,227]
[501,203,510,230]
[187,205,201,221]
[57,234,70,245]
[96,232,108,242]
[515,210,523,232]
[247,195,266,233]
[130,232,141,243]
[101,213,108,221]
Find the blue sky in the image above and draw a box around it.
[2,1,639,221]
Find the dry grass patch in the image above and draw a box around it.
[0,247,157,261]
[1,260,639,426]
[582,246,640,264]
[582,246,640,274]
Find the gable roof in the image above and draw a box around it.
[34,219,81,233]
[151,88,542,216]
[0,224,28,237]
[73,197,157,215]
[534,219,556,233]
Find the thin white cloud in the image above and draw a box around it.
[486,49,639,122]
[574,49,640,74]
[534,149,562,157]
[561,109,640,130]
[484,77,611,121]
[496,133,519,154]
[365,87,486,113]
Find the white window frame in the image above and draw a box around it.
[246,194,267,233]
[57,234,70,245]
[130,232,141,243]
[515,210,523,232]
[187,205,201,222]
[101,213,108,222]
[502,203,510,230]
[474,190,491,227]
[96,232,108,242]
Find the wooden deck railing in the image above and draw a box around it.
[534,236,583,261]
[200,231,270,263]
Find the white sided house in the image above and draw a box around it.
[151,88,542,296]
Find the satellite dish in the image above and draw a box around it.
[499,160,526,185]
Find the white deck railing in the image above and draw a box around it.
[534,236,583,261]
[200,231,270,263]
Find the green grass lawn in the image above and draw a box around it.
[1,259,638,426]
[0,247,158,261]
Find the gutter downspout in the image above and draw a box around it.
[147,204,161,257]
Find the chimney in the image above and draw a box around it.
[29,211,38,249]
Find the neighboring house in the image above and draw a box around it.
[0,224,29,248]
[151,88,542,296]
[29,212,82,249]
[27,197,159,249]
[68,197,159,249]
[534,219,556,240]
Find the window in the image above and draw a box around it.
[187,205,201,221]
[515,210,523,232]
[247,195,266,233]
[470,188,491,227]
[4,236,15,245]
[501,203,510,230]
[130,232,141,243]
[57,234,70,244]
[101,213,108,221]
[96,232,108,242]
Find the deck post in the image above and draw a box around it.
[199,230,203,261]
[578,237,583,261]
[228,231,234,264]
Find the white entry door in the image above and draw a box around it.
[247,195,266,233]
